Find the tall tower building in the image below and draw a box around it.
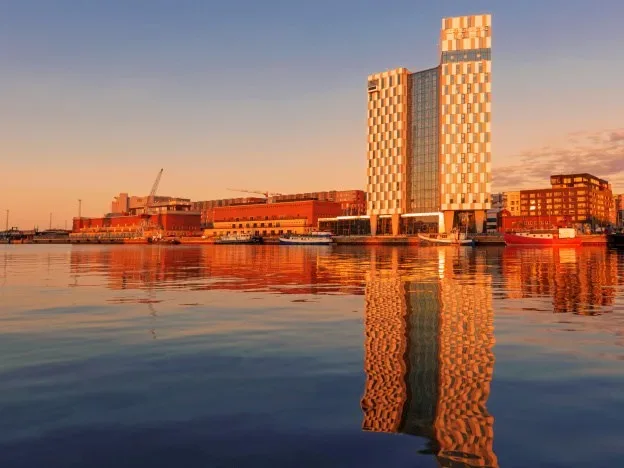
[366,68,411,236]
[366,14,492,235]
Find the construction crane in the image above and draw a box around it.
[144,168,164,215]
[227,188,282,199]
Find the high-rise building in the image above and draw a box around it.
[367,14,492,235]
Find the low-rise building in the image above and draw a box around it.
[72,212,202,239]
[204,200,343,238]
[193,190,366,229]
[271,190,366,216]
[191,197,266,226]
[500,173,616,231]
[502,191,521,216]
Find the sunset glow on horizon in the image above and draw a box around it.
[2,0,624,229]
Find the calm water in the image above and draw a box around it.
[1,245,623,467]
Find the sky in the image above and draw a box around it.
[2,0,624,229]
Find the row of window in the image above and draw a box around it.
[442,103,489,115]
[368,75,402,89]
[446,72,489,84]
[226,230,291,236]
[447,196,489,204]
[368,92,402,103]
[230,222,289,228]
[368,199,402,210]
[441,48,491,64]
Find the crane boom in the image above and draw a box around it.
[227,188,282,198]
[146,168,164,210]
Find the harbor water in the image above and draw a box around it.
[1,244,623,467]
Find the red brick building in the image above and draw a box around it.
[72,212,202,238]
[191,197,266,225]
[193,190,366,227]
[272,190,366,216]
[205,200,343,237]
[518,173,615,226]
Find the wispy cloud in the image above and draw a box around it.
[494,129,624,193]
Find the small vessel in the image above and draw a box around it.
[607,232,624,248]
[504,228,582,247]
[418,231,474,246]
[279,231,333,245]
[215,233,263,245]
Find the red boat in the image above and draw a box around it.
[503,228,582,247]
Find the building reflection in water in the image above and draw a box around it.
[361,248,498,467]
[502,246,620,315]
[69,246,368,295]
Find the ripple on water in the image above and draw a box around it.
[0,244,623,467]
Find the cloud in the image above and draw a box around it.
[494,128,624,193]
[609,130,624,142]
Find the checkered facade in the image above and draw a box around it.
[366,68,410,216]
[439,14,492,212]
[366,14,492,230]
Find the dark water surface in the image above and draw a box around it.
[1,244,623,467]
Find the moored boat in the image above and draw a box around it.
[417,232,474,246]
[503,228,582,247]
[279,231,333,245]
[607,232,624,248]
[215,233,263,245]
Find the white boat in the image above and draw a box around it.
[215,233,263,244]
[279,231,333,245]
[418,232,474,246]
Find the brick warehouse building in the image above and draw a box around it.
[72,212,202,239]
[192,190,365,227]
[203,200,343,238]
[191,197,266,226]
[501,173,615,231]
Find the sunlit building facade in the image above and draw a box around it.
[503,191,521,216]
[367,14,492,235]
[517,173,615,226]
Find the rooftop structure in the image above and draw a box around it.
[111,193,192,216]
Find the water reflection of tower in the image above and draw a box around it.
[361,248,498,467]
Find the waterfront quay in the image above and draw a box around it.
[4,15,622,244]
